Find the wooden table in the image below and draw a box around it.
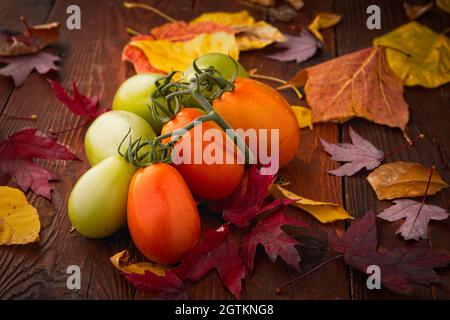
[0,0,449,300]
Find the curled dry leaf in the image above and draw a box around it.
[0,186,40,245]
[150,21,235,42]
[404,2,433,20]
[330,211,450,294]
[241,209,309,272]
[267,5,298,22]
[286,47,409,130]
[266,30,321,64]
[291,105,312,129]
[0,20,59,57]
[437,0,450,13]
[269,184,352,223]
[129,32,239,75]
[0,51,60,87]
[307,12,342,42]
[0,128,79,199]
[373,22,450,88]
[367,162,449,200]
[110,250,187,299]
[321,126,384,176]
[378,200,449,241]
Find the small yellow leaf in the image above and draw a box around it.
[130,32,239,74]
[367,162,449,200]
[373,22,450,88]
[437,0,450,13]
[291,105,313,129]
[307,12,342,42]
[190,11,284,51]
[110,250,166,276]
[0,186,40,245]
[269,184,352,223]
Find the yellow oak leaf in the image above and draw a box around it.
[130,32,239,74]
[291,105,313,129]
[373,22,450,88]
[307,12,342,42]
[189,11,284,50]
[269,184,352,223]
[367,162,449,200]
[110,250,166,276]
[0,186,40,245]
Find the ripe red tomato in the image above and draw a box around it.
[127,163,201,264]
[161,108,244,200]
[212,77,300,168]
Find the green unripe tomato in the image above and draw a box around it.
[112,73,163,133]
[85,110,155,166]
[182,53,248,107]
[68,155,136,239]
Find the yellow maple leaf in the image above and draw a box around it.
[190,11,284,51]
[307,12,342,42]
[373,22,450,88]
[110,250,166,276]
[291,105,313,129]
[367,162,449,200]
[269,184,352,223]
[130,32,239,74]
[0,186,40,245]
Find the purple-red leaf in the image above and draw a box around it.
[124,269,187,300]
[209,165,294,227]
[0,51,60,86]
[378,199,449,241]
[0,128,78,198]
[321,126,384,176]
[330,211,450,294]
[241,209,309,272]
[48,79,107,121]
[267,30,321,63]
[174,224,246,299]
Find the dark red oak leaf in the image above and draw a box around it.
[208,165,294,227]
[0,128,78,198]
[48,79,107,121]
[0,51,60,87]
[241,209,309,272]
[123,269,187,300]
[329,211,450,294]
[321,126,384,176]
[174,224,246,299]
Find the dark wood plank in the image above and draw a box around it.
[335,0,450,299]
[0,0,55,119]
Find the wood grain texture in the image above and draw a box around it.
[0,0,449,300]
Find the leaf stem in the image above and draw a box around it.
[123,2,176,22]
[1,113,37,121]
[49,120,90,135]
[249,69,303,99]
[275,254,344,294]
[382,133,425,161]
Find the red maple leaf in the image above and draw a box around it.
[241,209,309,273]
[208,165,294,227]
[0,128,78,198]
[174,224,246,299]
[329,211,450,294]
[123,269,187,300]
[47,79,108,121]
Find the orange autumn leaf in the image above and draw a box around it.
[122,35,166,74]
[150,21,235,42]
[285,47,409,131]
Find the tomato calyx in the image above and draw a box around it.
[120,58,255,167]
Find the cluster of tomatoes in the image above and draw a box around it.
[68,54,300,265]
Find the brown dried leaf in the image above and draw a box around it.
[286,47,410,130]
[367,162,448,200]
[404,2,433,20]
